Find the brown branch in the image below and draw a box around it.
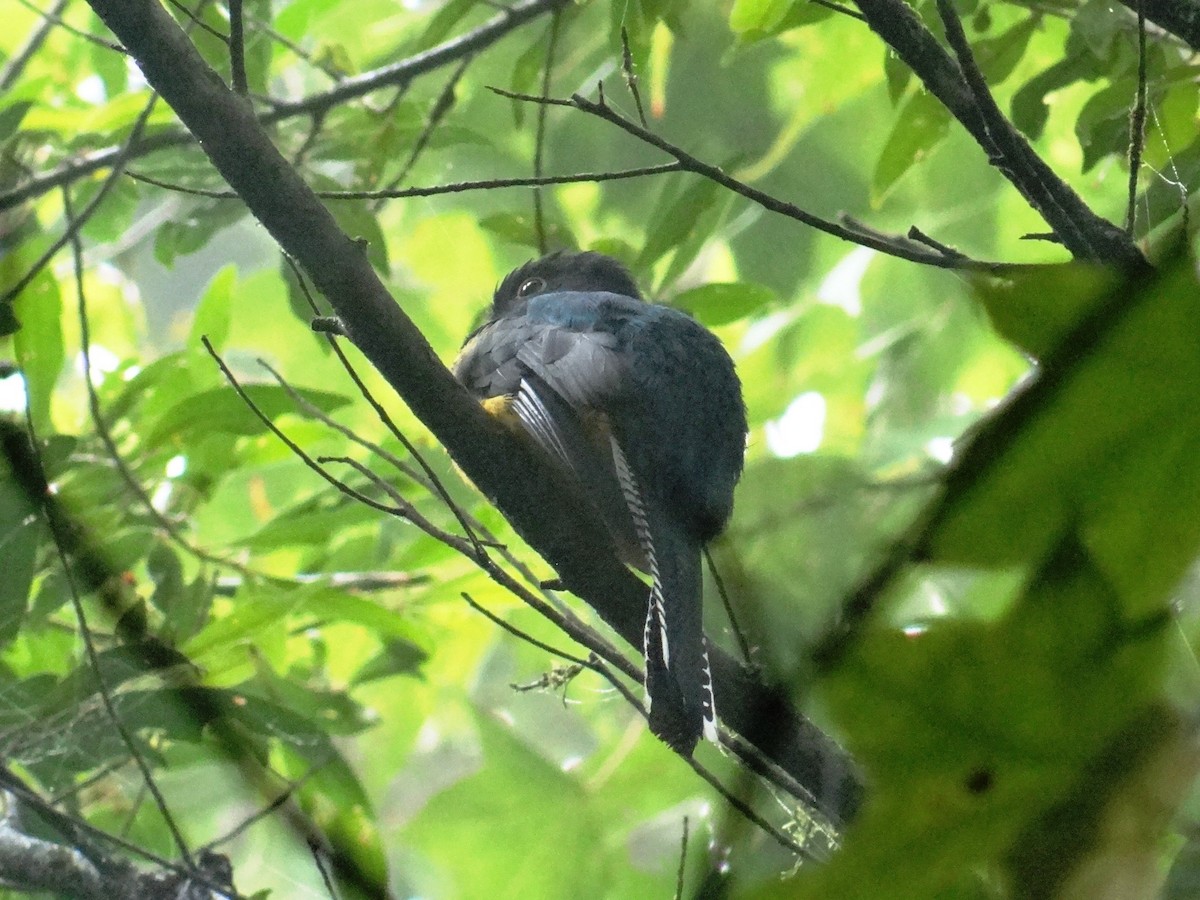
[87,0,863,828]
[1126,2,1149,235]
[127,161,684,200]
[854,0,1146,269]
[1116,0,1200,50]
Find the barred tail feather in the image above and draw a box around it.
[611,436,715,755]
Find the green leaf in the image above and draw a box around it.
[927,252,1200,615]
[873,89,950,202]
[12,270,64,431]
[671,281,776,326]
[800,536,1171,898]
[351,638,428,685]
[968,263,1119,359]
[637,176,724,274]
[729,0,792,34]
[189,264,235,350]
[0,463,40,648]
[143,383,351,449]
[406,713,604,897]
[973,13,1040,84]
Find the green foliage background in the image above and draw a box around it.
[1,0,1199,897]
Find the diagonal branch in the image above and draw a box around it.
[855,0,1147,270]
[84,0,863,827]
[490,87,1005,271]
[1116,0,1200,50]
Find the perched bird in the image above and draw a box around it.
[453,251,746,754]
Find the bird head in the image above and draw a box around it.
[491,251,643,318]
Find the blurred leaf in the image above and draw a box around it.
[873,89,950,202]
[143,383,351,449]
[12,270,63,431]
[968,263,1119,359]
[973,13,1040,84]
[352,637,428,685]
[0,464,40,648]
[190,265,235,350]
[672,281,776,326]
[153,199,248,265]
[406,713,604,897]
[637,175,724,273]
[927,253,1200,615]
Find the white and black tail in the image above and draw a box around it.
[611,437,716,755]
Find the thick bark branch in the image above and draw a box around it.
[1119,0,1200,50]
[83,0,862,826]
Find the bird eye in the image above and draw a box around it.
[516,277,545,298]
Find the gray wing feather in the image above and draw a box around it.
[516,326,625,410]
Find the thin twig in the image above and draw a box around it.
[532,10,563,252]
[673,816,689,900]
[1126,0,1149,235]
[200,339,405,517]
[620,27,648,128]
[492,86,1011,271]
[373,53,475,210]
[165,0,228,43]
[281,258,491,560]
[461,592,593,668]
[126,162,685,200]
[65,191,262,580]
[811,0,865,19]
[8,0,123,55]
[229,0,247,93]
[704,546,754,667]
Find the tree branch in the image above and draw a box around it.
[855,0,1147,270]
[84,0,863,827]
[491,88,1005,271]
[1117,0,1200,50]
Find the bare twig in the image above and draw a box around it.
[280,259,492,560]
[704,546,755,667]
[229,0,247,93]
[673,816,689,900]
[128,161,684,200]
[65,190,263,580]
[59,194,198,872]
[532,11,563,252]
[164,0,227,42]
[1126,0,1149,235]
[8,0,123,55]
[200,341,405,517]
[493,86,1009,271]
[619,27,648,128]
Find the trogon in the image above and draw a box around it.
[453,251,747,755]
